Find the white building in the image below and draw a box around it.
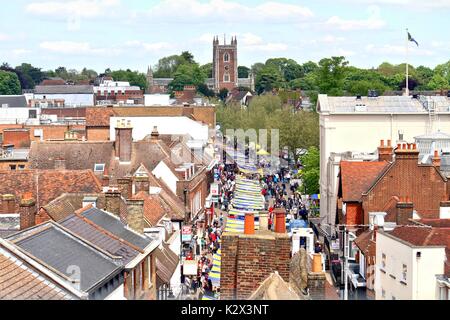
[317,94,450,227]
[144,94,172,106]
[375,226,449,300]
[34,85,94,107]
[0,105,40,125]
[109,116,210,146]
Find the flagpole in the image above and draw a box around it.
[406,28,409,96]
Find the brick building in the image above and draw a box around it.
[212,36,238,92]
[220,210,291,300]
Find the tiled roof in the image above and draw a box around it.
[29,141,115,171]
[80,207,151,250]
[386,226,449,247]
[0,170,102,212]
[0,245,75,300]
[248,272,303,300]
[7,222,122,292]
[60,212,141,265]
[340,161,389,202]
[134,191,168,227]
[354,229,374,255]
[154,242,179,285]
[40,193,106,222]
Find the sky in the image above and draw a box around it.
[1,0,450,73]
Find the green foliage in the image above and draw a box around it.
[217,95,319,155]
[109,69,147,90]
[255,65,285,94]
[428,74,450,90]
[200,63,213,78]
[299,146,320,195]
[218,88,229,101]
[168,63,206,92]
[197,83,215,97]
[317,56,349,95]
[238,66,250,78]
[0,70,21,95]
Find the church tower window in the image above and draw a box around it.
[224,53,229,62]
[224,72,230,82]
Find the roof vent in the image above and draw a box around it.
[356,95,362,100]
[368,90,378,98]
[412,94,419,99]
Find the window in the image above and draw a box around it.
[224,73,230,82]
[224,52,229,62]
[94,163,105,172]
[402,264,407,282]
[381,253,386,269]
[9,165,16,171]
[18,165,25,170]
[29,110,37,119]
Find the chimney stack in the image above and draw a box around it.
[396,197,414,225]
[1,194,16,214]
[150,126,159,141]
[19,192,36,230]
[126,199,145,234]
[117,177,132,200]
[115,119,133,162]
[105,189,122,218]
[394,141,419,161]
[378,139,393,162]
[432,150,441,168]
[244,212,255,235]
[133,176,150,195]
[274,208,286,234]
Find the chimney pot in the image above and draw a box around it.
[387,140,391,147]
[244,212,255,235]
[434,149,439,157]
[380,139,384,147]
[274,208,286,234]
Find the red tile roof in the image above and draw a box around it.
[387,225,449,247]
[134,191,170,227]
[0,170,102,212]
[340,161,389,202]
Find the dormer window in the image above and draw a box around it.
[224,52,229,62]
[94,163,105,172]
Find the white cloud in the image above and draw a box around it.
[124,41,173,52]
[195,32,288,52]
[26,0,121,18]
[12,49,31,56]
[325,5,386,30]
[40,41,120,56]
[0,34,9,41]
[147,0,313,23]
[345,0,450,9]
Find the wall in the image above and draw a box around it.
[375,232,446,300]
[319,112,450,224]
[362,160,446,222]
[34,94,94,107]
[152,162,179,195]
[109,117,209,142]
[87,127,110,141]
[220,232,291,300]
[0,107,40,124]
[0,124,85,142]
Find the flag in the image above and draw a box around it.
[408,31,419,46]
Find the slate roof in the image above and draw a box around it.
[354,229,374,256]
[7,222,122,292]
[80,207,151,250]
[60,212,142,266]
[0,170,102,212]
[35,85,93,94]
[0,243,76,300]
[0,95,27,108]
[340,161,389,202]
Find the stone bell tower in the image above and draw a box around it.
[212,35,238,93]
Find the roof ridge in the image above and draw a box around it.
[73,210,144,254]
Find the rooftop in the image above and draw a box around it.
[35,85,93,95]
[318,94,450,114]
[0,95,27,108]
[7,222,122,292]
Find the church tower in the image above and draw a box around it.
[212,35,238,93]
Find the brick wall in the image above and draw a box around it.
[345,203,363,226]
[362,151,447,222]
[220,231,291,300]
[3,129,30,148]
[87,127,110,141]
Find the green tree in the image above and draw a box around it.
[168,63,206,92]
[15,63,45,89]
[428,74,450,90]
[218,88,229,102]
[197,83,215,97]
[266,58,303,82]
[255,65,285,94]
[238,66,250,78]
[299,146,320,195]
[0,71,21,95]
[317,56,349,95]
[110,69,147,90]
[200,63,213,78]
